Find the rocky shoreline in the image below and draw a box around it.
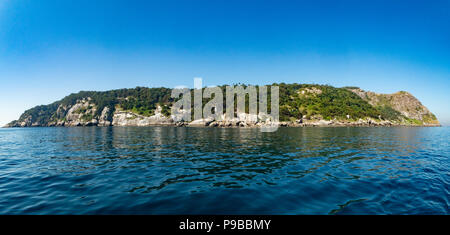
[5,105,440,128]
[4,117,441,128]
[5,85,441,128]
[4,105,441,128]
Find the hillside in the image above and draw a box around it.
[5,84,440,127]
[347,88,440,125]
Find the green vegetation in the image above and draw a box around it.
[404,118,423,125]
[16,102,61,126]
[73,106,88,114]
[341,86,360,90]
[161,105,171,117]
[377,105,402,120]
[275,83,381,121]
[422,113,438,124]
[12,83,435,126]
[81,113,93,121]
[14,87,174,124]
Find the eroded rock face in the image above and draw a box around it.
[8,116,34,127]
[64,98,97,126]
[187,112,276,127]
[387,92,432,120]
[348,88,439,125]
[188,117,214,126]
[237,113,259,124]
[298,87,323,97]
[98,107,111,126]
[112,106,173,126]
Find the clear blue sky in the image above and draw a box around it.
[0,0,449,126]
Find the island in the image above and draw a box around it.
[5,83,440,128]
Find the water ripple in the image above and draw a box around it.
[0,126,448,214]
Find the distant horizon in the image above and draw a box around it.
[1,0,449,126]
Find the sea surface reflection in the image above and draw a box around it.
[0,127,448,214]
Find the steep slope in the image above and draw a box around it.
[347,88,439,125]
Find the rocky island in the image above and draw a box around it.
[5,84,440,128]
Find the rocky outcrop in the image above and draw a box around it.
[8,116,33,127]
[63,98,97,126]
[188,118,215,126]
[298,87,323,97]
[190,113,273,127]
[347,88,440,125]
[112,106,173,126]
[98,107,112,126]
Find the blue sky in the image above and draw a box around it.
[0,0,449,126]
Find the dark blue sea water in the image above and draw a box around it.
[0,127,448,214]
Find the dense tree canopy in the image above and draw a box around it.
[14,84,408,124]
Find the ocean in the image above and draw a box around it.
[0,126,448,214]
